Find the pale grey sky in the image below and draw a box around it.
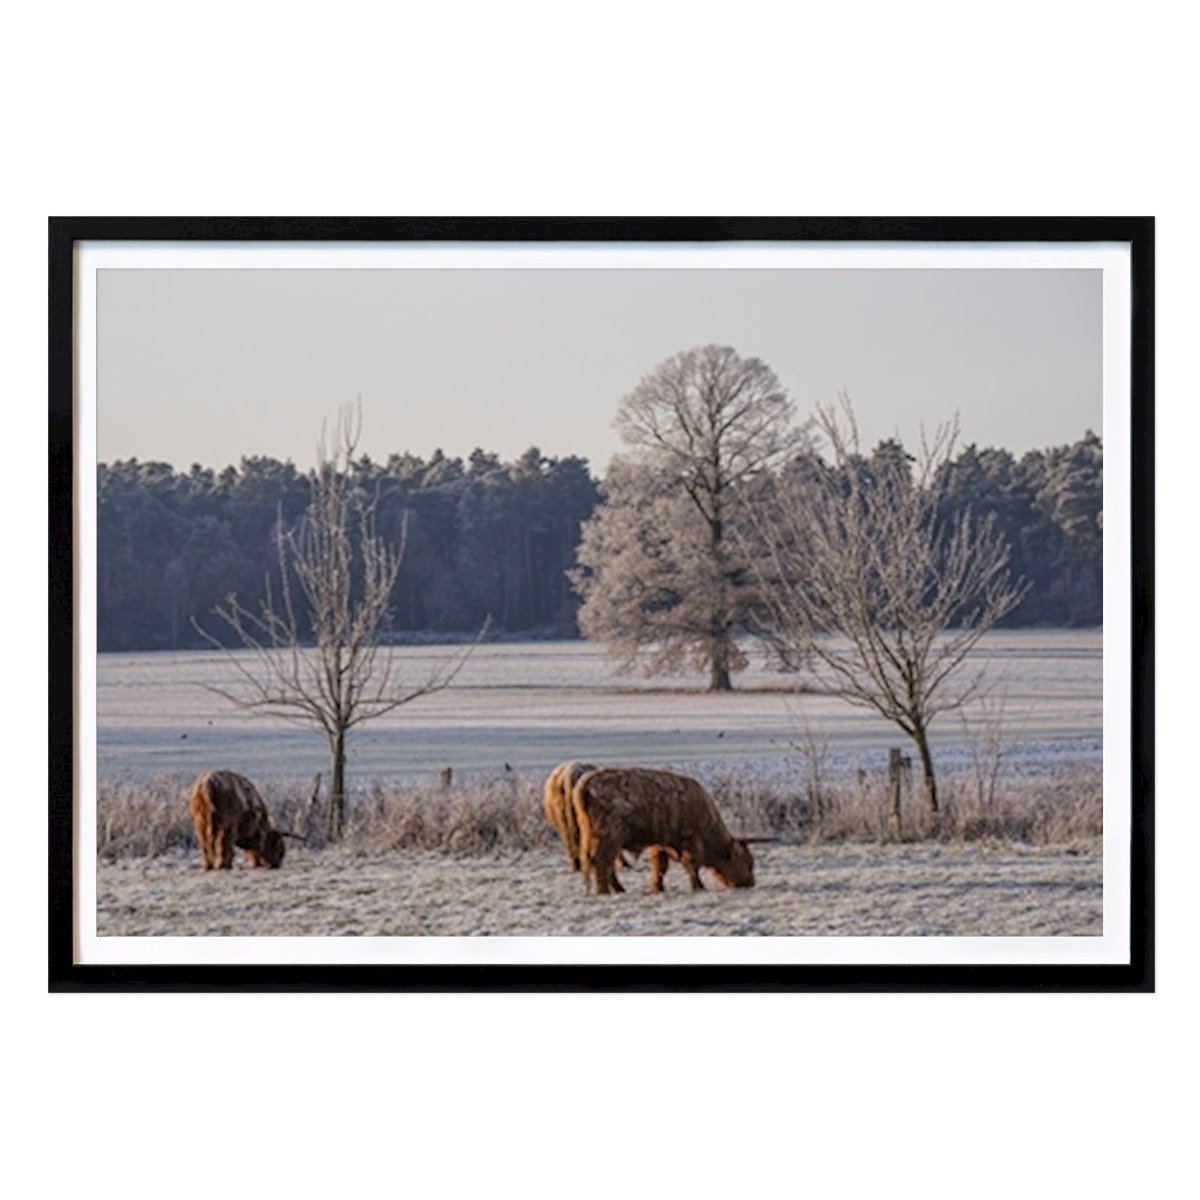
[97,267,1101,473]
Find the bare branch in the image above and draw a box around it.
[744,393,1025,813]
[198,402,483,838]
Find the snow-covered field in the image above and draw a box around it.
[96,841,1102,937]
[96,630,1102,785]
[92,632,1103,940]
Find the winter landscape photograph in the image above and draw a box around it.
[78,238,1123,958]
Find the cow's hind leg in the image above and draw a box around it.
[649,847,669,892]
[193,813,215,869]
[564,805,582,873]
[577,832,596,894]
[215,825,235,869]
[681,847,704,891]
[603,841,626,894]
[593,857,612,895]
[593,836,622,895]
[196,820,213,868]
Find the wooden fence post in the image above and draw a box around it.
[887,748,903,842]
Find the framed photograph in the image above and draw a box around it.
[49,217,1152,991]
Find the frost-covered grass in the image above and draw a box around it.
[94,754,1103,938]
[96,757,1101,862]
[709,761,1102,846]
[96,842,1103,937]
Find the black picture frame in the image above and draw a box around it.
[49,216,1154,992]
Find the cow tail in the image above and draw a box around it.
[572,775,594,893]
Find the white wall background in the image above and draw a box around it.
[4,4,1190,1199]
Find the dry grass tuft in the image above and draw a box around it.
[97,775,196,859]
[342,776,555,855]
[96,762,1102,862]
[706,764,1102,847]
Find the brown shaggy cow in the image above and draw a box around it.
[543,760,638,891]
[543,760,596,872]
[188,769,286,870]
[572,767,754,895]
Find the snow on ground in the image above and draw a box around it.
[93,632,1104,941]
[96,631,1102,785]
[97,842,1102,938]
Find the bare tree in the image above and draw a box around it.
[749,395,1026,813]
[781,700,832,825]
[959,689,1031,811]
[574,344,805,691]
[196,404,480,839]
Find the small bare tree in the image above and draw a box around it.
[750,395,1026,814]
[780,700,832,822]
[959,689,1030,811]
[196,404,480,839]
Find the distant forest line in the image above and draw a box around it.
[97,433,1102,653]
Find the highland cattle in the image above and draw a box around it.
[543,760,634,891]
[542,760,597,871]
[188,769,287,870]
[572,767,755,895]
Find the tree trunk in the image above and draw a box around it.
[707,508,733,692]
[709,659,732,691]
[912,725,938,815]
[327,728,347,840]
[709,631,733,691]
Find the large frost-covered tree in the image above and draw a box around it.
[571,459,759,681]
[573,344,804,690]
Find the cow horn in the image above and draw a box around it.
[279,831,308,842]
[739,836,778,844]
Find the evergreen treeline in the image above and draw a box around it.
[98,447,599,651]
[936,430,1102,627]
[96,432,1101,652]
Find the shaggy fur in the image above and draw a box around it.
[188,769,285,870]
[573,767,754,895]
[542,761,596,871]
[543,760,637,891]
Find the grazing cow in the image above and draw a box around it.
[543,760,637,892]
[188,769,286,870]
[542,760,596,872]
[573,767,755,895]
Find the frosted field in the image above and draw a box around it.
[96,630,1102,786]
[93,632,1103,939]
[96,843,1102,937]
